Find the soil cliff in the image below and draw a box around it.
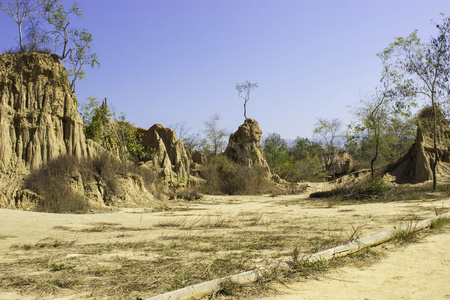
[387,108,450,183]
[0,53,158,209]
[0,53,87,170]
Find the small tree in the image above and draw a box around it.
[0,0,42,51]
[289,137,325,160]
[170,121,200,150]
[262,133,289,174]
[0,0,99,92]
[80,96,110,142]
[313,118,343,152]
[41,0,99,92]
[200,113,229,156]
[236,81,258,120]
[80,98,147,163]
[378,16,450,189]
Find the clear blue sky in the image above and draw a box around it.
[1,0,449,140]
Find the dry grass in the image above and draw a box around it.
[1,194,449,299]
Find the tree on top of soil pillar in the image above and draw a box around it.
[236,81,258,120]
[0,0,99,92]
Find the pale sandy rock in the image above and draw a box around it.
[0,159,37,210]
[186,147,207,165]
[388,110,450,183]
[224,118,270,171]
[141,124,190,181]
[319,152,354,177]
[0,53,87,170]
[0,53,157,209]
[105,173,156,207]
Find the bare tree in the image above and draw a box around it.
[201,113,229,156]
[0,0,41,51]
[236,81,258,120]
[313,118,343,152]
[170,121,200,149]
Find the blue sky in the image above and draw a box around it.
[1,0,450,140]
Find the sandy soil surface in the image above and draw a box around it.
[0,182,449,299]
[260,231,450,300]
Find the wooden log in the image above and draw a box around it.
[146,212,450,300]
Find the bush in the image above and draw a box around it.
[200,155,273,195]
[310,175,393,201]
[25,154,159,213]
[25,156,89,213]
[366,177,392,199]
[36,186,88,214]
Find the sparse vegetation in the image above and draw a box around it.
[24,153,159,213]
[200,155,273,195]
[2,193,449,299]
[199,113,229,156]
[311,180,450,204]
[430,217,450,229]
[391,222,419,244]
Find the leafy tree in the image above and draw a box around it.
[262,133,325,181]
[347,86,414,179]
[313,118,343,152]
[200,113,229,156]
[0,0,42,51]
[262,133,289,174]
[80,96,110,142]
[378,15,450,189]
[236,81,258,120]
[41,0,99,91]
[289,137,325,160]
[80,98,147,163]
[0,0,99,92]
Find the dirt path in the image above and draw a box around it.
[260,231,450,300]
[0,192,449,299]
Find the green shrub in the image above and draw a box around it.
[366,177,392,199]
[430,217,450,229]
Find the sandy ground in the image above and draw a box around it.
[0,183,449,299]
[260,231,450,300]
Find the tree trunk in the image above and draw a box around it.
[244,100,247,120]
[432,102,439,190]
[18,23,23,51]
[370,134,379,180]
